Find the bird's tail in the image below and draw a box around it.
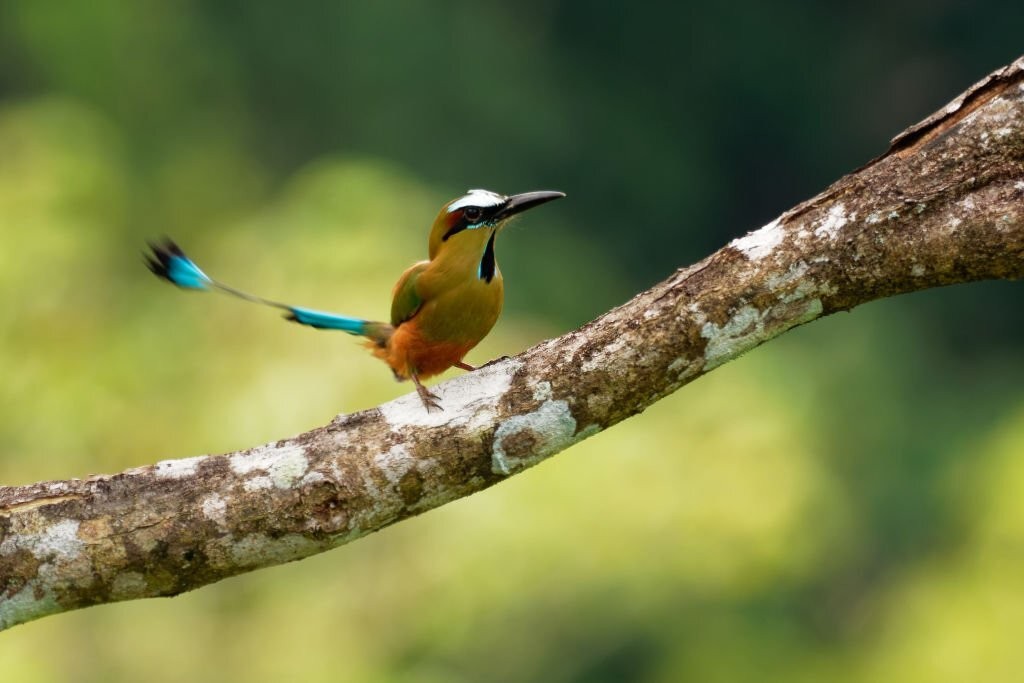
[145,239,393,345]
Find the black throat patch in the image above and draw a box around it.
[479,231,497,283]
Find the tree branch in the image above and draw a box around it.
[2,57,1023,631]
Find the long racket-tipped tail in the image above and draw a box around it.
[145,239,393,344]
[145,239,213,290]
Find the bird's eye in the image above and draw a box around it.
[463,206,482,223]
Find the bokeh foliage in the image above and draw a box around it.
[0,2,1022,681]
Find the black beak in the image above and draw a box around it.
[496,190,566,220]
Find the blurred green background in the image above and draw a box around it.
[1,2,1023,681]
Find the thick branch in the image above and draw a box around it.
[2,57,1023,630]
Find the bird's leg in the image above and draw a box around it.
[458,356,514,371]
[411,372,443,413]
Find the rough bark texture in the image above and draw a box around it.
[2,57,1023,631]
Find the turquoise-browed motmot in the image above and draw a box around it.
[145,189,565,411]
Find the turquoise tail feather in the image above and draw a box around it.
[284,306,367,334]
[145,240,212,290]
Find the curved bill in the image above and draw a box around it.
[496,190,566,220]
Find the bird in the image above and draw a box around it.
[145,188,565,411]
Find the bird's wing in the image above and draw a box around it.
[390,261,429,326]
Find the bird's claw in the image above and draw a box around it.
[416,386,444,413]
[481,355,512,369]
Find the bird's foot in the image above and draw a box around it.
[454,361,477,372]
[480,355,512,369]
[415,385,444,413]
[410,373,444,413]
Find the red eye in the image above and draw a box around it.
[463,206,482,223]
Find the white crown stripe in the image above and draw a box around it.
[446,189,506,213]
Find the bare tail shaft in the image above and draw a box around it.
[145,239,392,340]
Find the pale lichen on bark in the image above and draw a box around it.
[1,56,1023,631]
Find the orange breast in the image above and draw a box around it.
[369,320,476,380]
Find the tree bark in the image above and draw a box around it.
[2,57,1023,631]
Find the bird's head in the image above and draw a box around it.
[428,189,565,260]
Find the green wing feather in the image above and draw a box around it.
[390,261,429,326]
